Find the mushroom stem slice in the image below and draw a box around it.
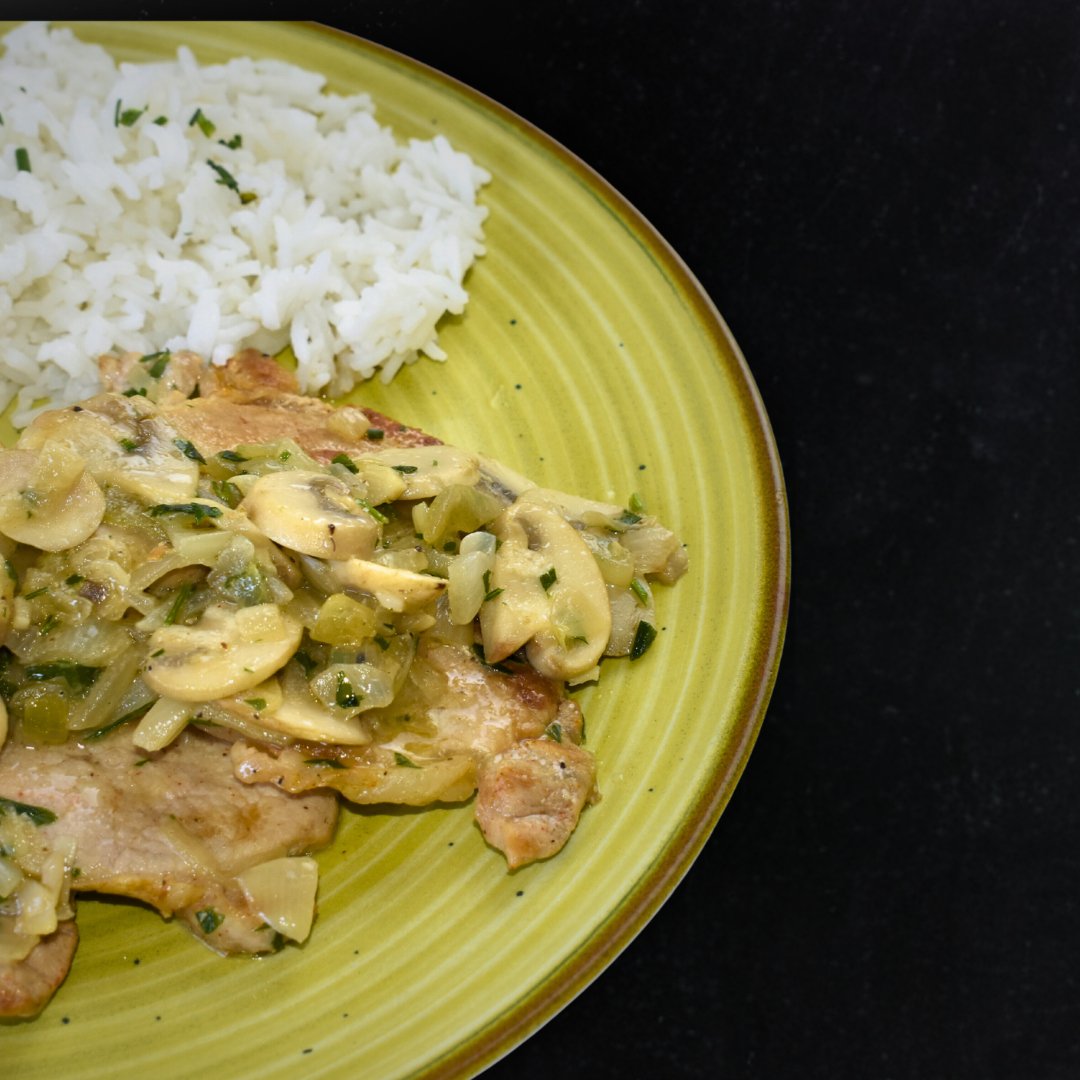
[330,558,447,613]
[143,603,302,702]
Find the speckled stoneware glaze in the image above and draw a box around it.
[1,20,789,1079]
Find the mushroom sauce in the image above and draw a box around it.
[0,350,687,1006]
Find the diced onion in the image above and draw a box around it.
[237,856,319,943]
[133,696,190,751]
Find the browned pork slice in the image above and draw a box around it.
[0,920,78,1020]
[153,349,440,459]
[229,636,599,863]
[0,729,338,959]
[475,739,598,870]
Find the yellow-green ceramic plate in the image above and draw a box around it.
[1,20,789,1079]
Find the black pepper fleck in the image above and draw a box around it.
[61,1016,70,1024]
[516,890,524,897]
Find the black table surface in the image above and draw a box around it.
[38,4,1080,1077]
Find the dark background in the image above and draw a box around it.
[43,3,1080,1077]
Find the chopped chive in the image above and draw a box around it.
[38,613,59,636]
[355,498,388,525]
[629,620,658,660]
[195,908,223,934]
[173,438,206,463]
[629,578,650,606]
[163,582,193,626]
[139,350,171,378]
[217,449,247,463]
[22,586,49,600]
[25,660,99,690]
[365,428,385,440]
[332,452,359,474]
[0,796,57,826]
[539,567,557,591]
[335,674,360,709]
[628,492,646,514]
[84,700,154,741]
[211,478,242,508]
[218,133,242,149]
[123,386,148,397]
[392,464,418,474]
[148,502,222,525]
[116,101,145,127]
[189,108,216,137]
[153,115,168,126]
[15,147,30,172]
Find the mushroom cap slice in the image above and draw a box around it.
[480,494,612,679]
[239,471,379,561]
[143,603,302,702]
[0,447,105,552]
[330,558,447,613]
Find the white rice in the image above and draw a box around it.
[0,22,490,426]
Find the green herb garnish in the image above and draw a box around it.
[217,450,247,463]
[629,578,650,606]
[539,567,557,591]
[139,350,171,378]
[115,100,145,127]
[628,492,646,514]
[365,428,384,440]
[394,752,420,769]
[218,133,242,149]
[173,438,206,463]
[544,721,563,743]
[148,502,223,525]
[618,509,643,526]
[119,437,139,452]
[15,147,30,172]
[25,660,99,690]
[482,569,503,603]
[335,674,359,708]
[304,758,346,769]
[84,700,154,741]
[195,908,224,934]
[0,796,56,826]
[22,586,49,600]
[38,614,59,636]
[629,620,658,660]
[163,582,193,626]
[244,698,267,712]
[332,452,359,474]
[189,108,216,137]
[392,464,418,474]
[65,574,85,587]
[211,478,242,508]
[153,115,167,126]
[123,386,148,397]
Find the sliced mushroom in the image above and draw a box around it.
[358,445,480,500]
[330,558,447,613]
[480,494,612,679]
[0,446,105,552]
[258,683,370,745]
[143,603,302,702]
[18,395,200,505]
[239,470,380,561]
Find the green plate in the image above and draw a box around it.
[1,20,789,1079]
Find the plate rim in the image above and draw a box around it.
[299,21,791,1078]
[4,20,792,1076]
